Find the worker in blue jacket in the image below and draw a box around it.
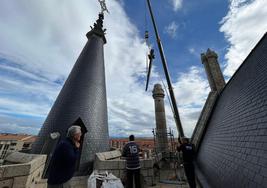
[122,135,141,188]
[47,126,82,188]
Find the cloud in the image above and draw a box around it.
[158,66,209,137]
[0,58,63,118]
[173,67,209,137]
[0,0,153,137]
[164,21,179,39]
[108,98,155,137]
[188,47,201,58]
[189,48,195,54]
[0,114,41,135]
[0,0,208,138]
[174,67,209,107]
[170,0,183,12]
[220,0,267,77]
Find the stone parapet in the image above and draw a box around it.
[0,152,47,188]
[94,150,161,186]
[191,91,219,150]
[69,176,89,188]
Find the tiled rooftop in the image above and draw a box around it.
[0,133,37,142]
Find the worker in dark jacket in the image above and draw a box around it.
[177,137,196,188]
[122,135,141,188]
[47,125,82,188]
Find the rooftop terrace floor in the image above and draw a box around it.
[146,161,190,188]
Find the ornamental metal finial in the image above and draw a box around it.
[98,0,109,14]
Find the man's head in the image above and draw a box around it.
[67,125,82,142]
[129,135,135,141]
[181,137,189,144]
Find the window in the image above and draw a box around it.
[0,144,3,150]
[23,143,30,148]
[10,143,17,146]
[0,151,7,159]
[3,145,9,150]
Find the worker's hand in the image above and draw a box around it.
[178,137,182,144]
[74,141,80,149]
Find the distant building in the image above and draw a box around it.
[0,133,37,159]
[109,138,155,150]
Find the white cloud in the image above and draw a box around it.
[174,67,209,107]
[189,48,195,54]
[170,0,183,12]
[173,67,209,137]
[188,47,201,58]
[0,114,41,135]
[158,66,209,137]
[0,123,39,135]
[0,0,208,138]
[220,0,267,77]
[164,21,179,39]
[0,0,154,137]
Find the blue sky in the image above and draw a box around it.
[0,0,266,137]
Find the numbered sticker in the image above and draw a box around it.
[129,145,138,154]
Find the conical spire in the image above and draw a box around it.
[32,14,109,175]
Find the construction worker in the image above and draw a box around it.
[177,137,196,188]
[122,135,141,188]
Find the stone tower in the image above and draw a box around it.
[152,84,169,154]
[31,14,109,174]
[201,49,225,91]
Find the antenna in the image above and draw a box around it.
[98,0,109,14]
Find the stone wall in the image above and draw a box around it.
[196,33,267,187]
[0,152,47,188]
[94,150,159,186]
[191,91,219,150]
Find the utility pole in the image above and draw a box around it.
[146,0,184,137]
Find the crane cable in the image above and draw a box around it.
[144,0,157,91]
[144,0,174,115]
[159,74,175,116]
[144,0,150,72]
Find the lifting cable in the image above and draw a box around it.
[144,0,149,72]
[143,0,176,122]
[144,0,157,91]
[159,73,175,116]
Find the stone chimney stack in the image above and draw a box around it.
[152,84,168,154]
[201,49,225,91]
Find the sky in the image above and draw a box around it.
[0,0,266,137]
